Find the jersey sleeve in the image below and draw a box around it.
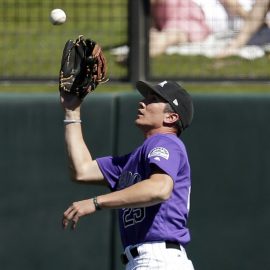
[145,137,182,182]
[96,154,129,190]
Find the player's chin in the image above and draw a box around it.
[135,118,140,126]
[135,116,143,126]
[135,118,150,131]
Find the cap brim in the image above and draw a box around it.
[136,80,168,102]
[136,81,156,97]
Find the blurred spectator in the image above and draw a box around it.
[216,0,270,58]
[150,0,228,56]
[150,0,251,56]
[111,0,222,60]
[150,0,270,58]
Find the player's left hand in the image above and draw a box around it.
[62,199,95,230]
[60,88,82,113]
[59,35,108,99]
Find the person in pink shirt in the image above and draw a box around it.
[150,0,211,56]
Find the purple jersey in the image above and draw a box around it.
[96,133,191,248]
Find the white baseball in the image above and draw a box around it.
[50,9,66,25]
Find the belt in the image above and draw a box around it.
[120,241,181,265]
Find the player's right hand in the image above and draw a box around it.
[62,198,96,230]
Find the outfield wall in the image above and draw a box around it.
[1,93,269,270]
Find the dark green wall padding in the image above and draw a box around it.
[1,93,269,270]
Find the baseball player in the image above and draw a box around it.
[61,80,195,270]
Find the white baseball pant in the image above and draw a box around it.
[122,241,195,270]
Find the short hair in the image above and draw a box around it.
[163,103,182,136]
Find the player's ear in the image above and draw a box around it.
[164,112,179,124]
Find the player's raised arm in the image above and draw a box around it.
[60,91,104,183]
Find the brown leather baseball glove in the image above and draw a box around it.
[59,35,108,99]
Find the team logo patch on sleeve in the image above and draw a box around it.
[148,147,169,160]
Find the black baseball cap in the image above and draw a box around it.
[136,80,194,131]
